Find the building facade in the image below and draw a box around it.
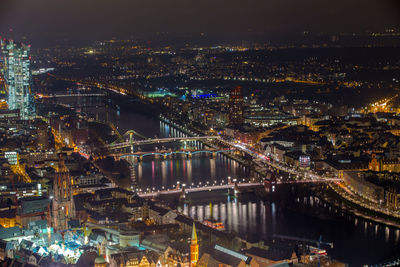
[52,157,75,230]
[190,223,198,267]
[228,86,244,126]
[1,39,35,120]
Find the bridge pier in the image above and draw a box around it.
[227,188,236,198]
[234,182,240,197]
[179,187,187,202]
[264,180,277,193]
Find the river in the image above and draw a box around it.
[57,95,400,266]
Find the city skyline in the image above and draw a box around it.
[0,1,400,266]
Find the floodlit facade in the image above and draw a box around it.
[1,39,35,120]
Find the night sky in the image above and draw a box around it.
[0,0,399,44]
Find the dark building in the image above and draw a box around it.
[228,86,244,126]
[36,120,54,150]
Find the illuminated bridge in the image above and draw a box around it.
[137,178,342,198]
[114,148,234,160]
[137,182,261,198]
[107,136,221,150]
[37,93,106,98]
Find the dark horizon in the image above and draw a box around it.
[1,0,400,46]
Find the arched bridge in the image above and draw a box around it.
[115,148,234,160]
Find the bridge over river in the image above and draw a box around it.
[112,148,234,161]
[107,136,221,151]
[137,178,342,198]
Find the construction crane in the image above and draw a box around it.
[273,234,333,267]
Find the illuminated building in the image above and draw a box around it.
[0,208,16,228]
[368,154,400,172]
[4,151,18,165]
[228,86,244,126]
[368,154,380,171]
[0,109,19,121]
[379,159,400,172]
[0,183,45,199]
[190,223,198,267]
[52,156,75,231]
[386,187,400,210]
[0,39,35,120]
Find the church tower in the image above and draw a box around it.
[52,155,75,231]
[190,223,199,267]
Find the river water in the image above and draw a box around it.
[59,95,400,266]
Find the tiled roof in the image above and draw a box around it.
[0,226,22,239]
[150,205,170,216]
[243,246,294,261]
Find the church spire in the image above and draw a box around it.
[190,223,198,267]
[191,222,197,242]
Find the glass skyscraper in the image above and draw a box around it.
[1,39,35,120]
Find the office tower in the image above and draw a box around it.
[1,39,35,120]
[228,86,244,126]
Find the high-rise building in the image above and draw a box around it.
[0,39,35,120]
[228,86,244,126]
[190,223,199,267]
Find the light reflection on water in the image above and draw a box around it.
[59,96,400,266]
[128,153,248,190]
[178,197,400,266]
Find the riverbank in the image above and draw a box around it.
[323,183,400,229]
[157,112,400,231]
